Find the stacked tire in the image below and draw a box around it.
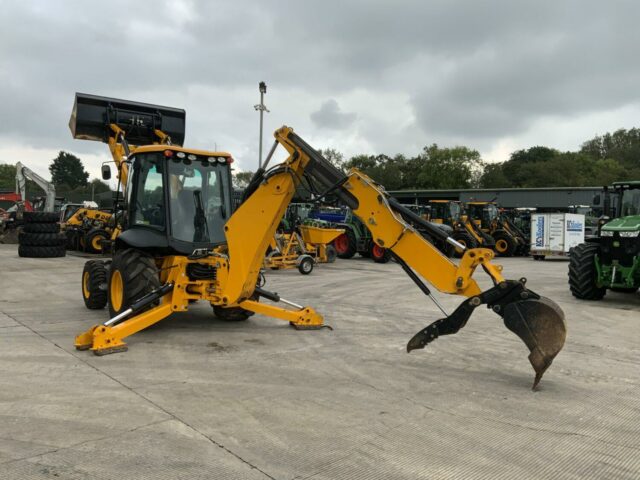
[18,212,66,258]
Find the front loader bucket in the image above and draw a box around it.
[502,296,566,389]
[69,92,186,146]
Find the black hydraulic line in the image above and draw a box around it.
[387,197,450,243]
[254,286,280,302]
[390,252,432,297]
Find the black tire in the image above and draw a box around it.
[451,231,477,258]
[568,243,606,300]
[492,231,517,257]
[533,255,545,261]
[213,306,251,321]
[82,260,108,309]
[85,228,110,254]
[370,242,391,263]
[334,229,357,259]
[325,245,337,263]
[24,211,58,224]
[22,222,59,233]
[18,232,66,246]
[298,256,314,274]
[107,249,161,317]
[18,244,66,258]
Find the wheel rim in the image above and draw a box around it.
[334,234,349,254]
[302,260,313,272]
[91,235,103,252]
[82,271,90,299]
[496,239,508,253]
[372,244,385,259]
[110,270,124,312]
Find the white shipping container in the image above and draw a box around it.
[530,213,585,259]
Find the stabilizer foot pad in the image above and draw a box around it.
[94,345,129,356]
[289,322,333,331]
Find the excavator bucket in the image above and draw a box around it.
[502,296,566,389]
[407,281,566,389]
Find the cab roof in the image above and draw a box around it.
[132,144,232,158]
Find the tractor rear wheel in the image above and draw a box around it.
[493,232,516,257]
[107,249,161,317]
[451,231,477,258]
[82,260,108,309]
[370,243,391,263]
[334,229,357,259]
[568,243,606,300]
[325,245,337,263]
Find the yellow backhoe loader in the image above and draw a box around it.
[466,201,529,257]
[71,94,566,389]
[427,200,495,256]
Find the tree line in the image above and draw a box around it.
[234,127,640,190]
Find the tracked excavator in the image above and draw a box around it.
[72,94,566,389]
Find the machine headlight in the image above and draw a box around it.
[600,230,614,237]
[217,157,227,164]
[619,231,640,238]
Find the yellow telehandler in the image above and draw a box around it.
[71,94,566,389]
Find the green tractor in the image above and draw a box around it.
[569,181,640,299]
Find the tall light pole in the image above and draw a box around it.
[254,81,269,169]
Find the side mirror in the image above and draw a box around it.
[101,164,112,181]
[593,194,601,206]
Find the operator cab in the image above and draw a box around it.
[105,146,234,255]
[467,202,498,229]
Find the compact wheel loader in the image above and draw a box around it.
[466,201,529,257]
[70,94,566,389]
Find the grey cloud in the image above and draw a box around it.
[310,99,357,129]
[1,0,639,171]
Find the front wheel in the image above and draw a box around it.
[493,232,517,257]
[82,260,108,309]
[451,231,477,258]
[107,249,161,317]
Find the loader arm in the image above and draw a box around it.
[225,126,567,388]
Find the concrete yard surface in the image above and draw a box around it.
[0,243,639,479]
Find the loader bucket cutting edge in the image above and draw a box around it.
[502,296,567,390]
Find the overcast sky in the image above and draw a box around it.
[2,0,640,182]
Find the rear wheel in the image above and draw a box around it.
[334,229,357,259]
[493,232,517,257]
[107,249,161,317]
[568,243,606,300]
[82,260,108,309]
[370,243,391,263]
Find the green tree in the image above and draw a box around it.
[233,171,254,189]
[49,151,89,189]
[0,163,16,191]
[581,128,640,169]
[407,144,484,189]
